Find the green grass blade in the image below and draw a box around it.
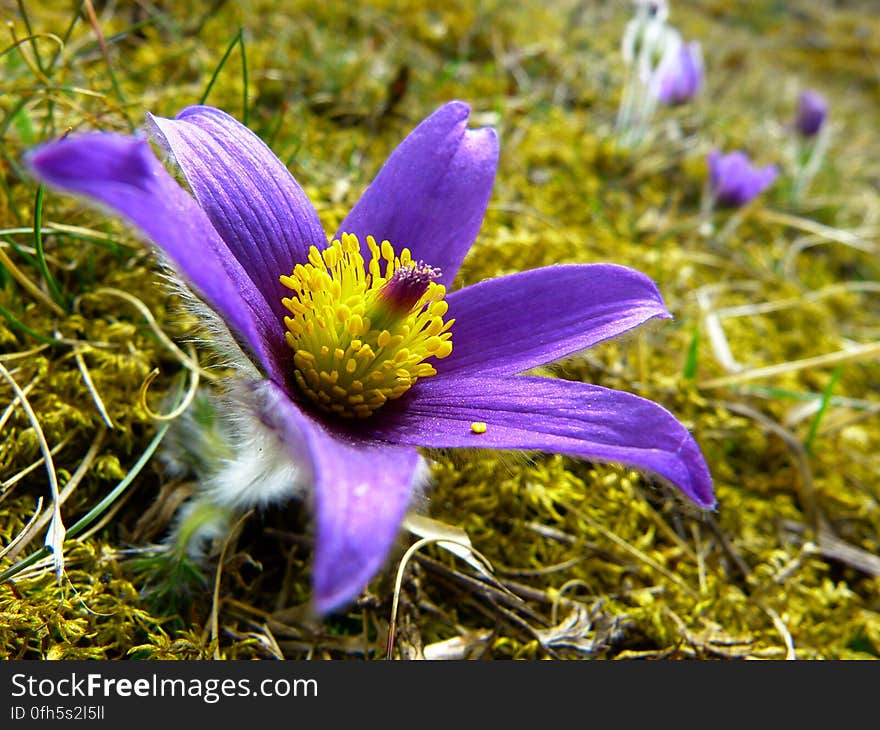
[0,301,58,345]
[199,28,248,124]
[683,326,700,380]
[15,0,45,74]
[32,185,69,310]
[199,29,242,106]
[240,29,249,126]
[804,365,843,454]
[47,1,81,72]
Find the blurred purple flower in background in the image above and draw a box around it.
[616,0,680,145]
[653,39,703,106]
[28,102,714,613]
[794,89,828,138]
[707,149,778,208]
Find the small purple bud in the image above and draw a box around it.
[653,40,703,106]
[707,149,778,208]
[794,90,828,138]
[379,261,441,312]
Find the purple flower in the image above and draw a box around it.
[794,89,828,137]
[707,149,778,208]
[653,40,703,105]
[27,102,714,613]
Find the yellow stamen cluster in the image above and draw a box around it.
[280,233,453,418]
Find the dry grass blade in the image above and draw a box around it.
[386,536,497,659]
[72,345,114,429]
[757,208,877,251]
[0,434,71,496]
[0,372,40,433]
[699,341,880,389]
[0,362,65,581]
[3,428,106,562]
[0,496,43,561]
[138,345,201,421]
[764,607,797,660]
[0,245,66,317]
[210,511,253,659]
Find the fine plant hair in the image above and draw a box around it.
[154,254,262,381]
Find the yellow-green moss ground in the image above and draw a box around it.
[1,0,878,659]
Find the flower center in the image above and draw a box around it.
[280,233,453,419]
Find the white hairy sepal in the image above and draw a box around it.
[198,380,309,511]
[163,380,306,559]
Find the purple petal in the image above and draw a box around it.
[439,264,671,377]
[370,375,715,509]
[795,90,828,137]
[654,40,703,106]
[26,133,291,385]
[336,101,498,287]
[263,382,421,614]
[148,106,327,316]
[707,149,778,208]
